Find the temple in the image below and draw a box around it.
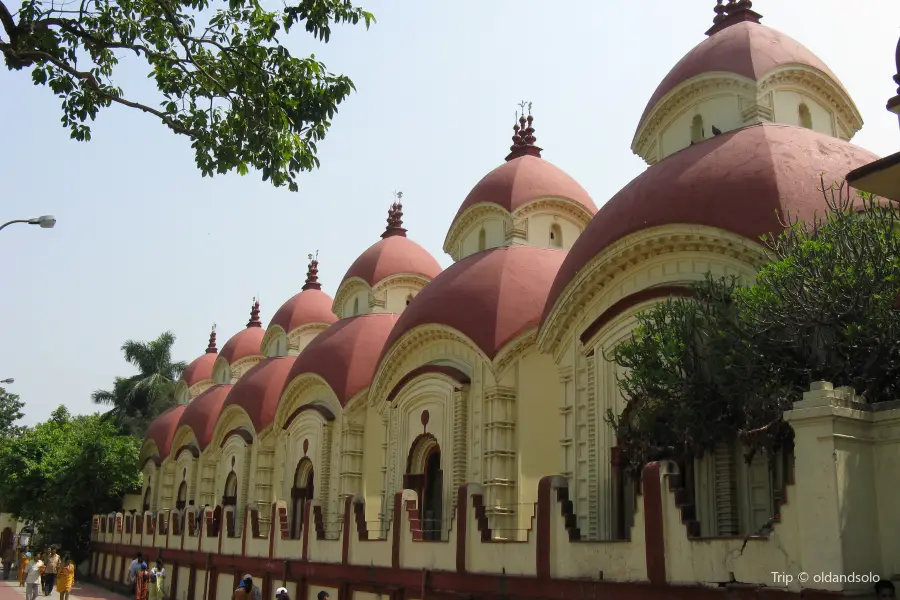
[90,3,900,599]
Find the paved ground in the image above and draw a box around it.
[0,579,128,600]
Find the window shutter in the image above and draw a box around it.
[713,442,739,536]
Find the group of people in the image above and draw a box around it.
[15,546,75,600]
[126,553,166,600]
[233,574,330,600]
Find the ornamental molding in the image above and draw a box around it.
[332,277,370,319]
[537,225,768,359]
[369,324,490,407]
[276,373,342,430]
[371,273,433,295]
[632,67,864,161]
[287,322,330,352]
[443,203,510,260]
[513,197,596,225]
[491,328,539,379]
[632,73,757,156]
[171,425,199,459]
[139,438,160,464]
[231,355,264,379]
[210,404,256,450]
[212,356,231,383]
[757,66,863,134]
[260,324,286,357]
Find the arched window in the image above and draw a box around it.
[222,472,238,506]
[143,486,152,512]
[549,223,563,248]
[478,228,486,251]
[690,115,704,143]
[291,459,315,539]
[798,103,813,129]
[352,297,359,316]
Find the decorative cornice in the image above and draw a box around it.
[369,324,490,407]
[260,324,286,357]
[633,67,864,162]
[757,66,863,134]
[632,73,756,157]
[230,355,264,379]
[332,277,370,319]
[210,404,256,451]
[275,373,342,430]
[513,197,595,225]
[491,328,539,378]
[442,203,510,260]
[286,322,330,352]
[537,225,767,358]
[371,273,432,296]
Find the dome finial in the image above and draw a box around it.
[382,191,408,239]
[302,251,321,291]
[505,101,542,161]
[205,324,218,354]
[706,0,761,36]
[247,298,262,328]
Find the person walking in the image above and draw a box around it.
[18,550,30,586]
[149,560,165,600]
[24,557,43,600]
[43,547,60,596]
[275,587,289,600]
[127,553,143,594]
[134,563,151,600]
[233,575,261,600]
[55,557,74,600]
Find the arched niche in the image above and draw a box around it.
[381,374,467,537]
[404,433,442,541]
[290,457,315,539]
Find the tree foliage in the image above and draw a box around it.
[92,330,186,437]
[608,182,900,473]
[0,386,25,438]
[0,0,374,191]
[0,406,140,562]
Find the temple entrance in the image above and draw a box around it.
[291,459,314,538]
[404,434,442,541]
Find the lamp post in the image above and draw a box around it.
[0,215,56,233]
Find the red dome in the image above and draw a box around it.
[454,155,597,220]
[220,326,265,364]
[145,404,187,458]
[181,353,216,387]
[177,384,233,450]
[285,313,399,406]
[341,236,442,288]
[637,22,846,129]
[544,124,879,321]
[269,289,338,333]
[384,246,566,360]
[222,357,295,432]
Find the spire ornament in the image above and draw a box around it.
[705,0,761,36]
[302,251,321,291]
[205,324,218,354]
[505,102,542,162]
[381,191,408,239]
[247,298,262,328]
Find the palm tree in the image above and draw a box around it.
[92,331,187,437]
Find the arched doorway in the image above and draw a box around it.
[291,458,314,538]
[222,472,238,506]
[176,481,188,510]
[404,434,442,541]
[143,486,152,512]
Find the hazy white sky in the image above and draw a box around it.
[1,1,898,425]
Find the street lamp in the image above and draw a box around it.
[0,378,13,384]
[0,215,56,233]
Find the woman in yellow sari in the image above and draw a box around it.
[17,551,30,587]
[56,557,75,600]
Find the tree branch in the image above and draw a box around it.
[5,47,198,136]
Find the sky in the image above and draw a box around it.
[1,1,899,426]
